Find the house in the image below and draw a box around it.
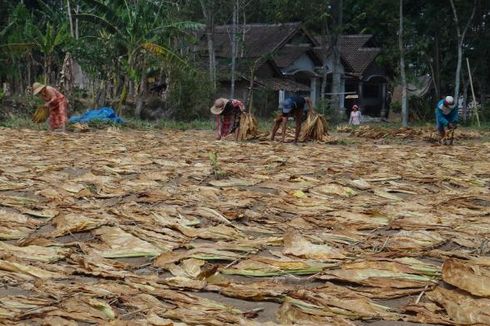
[332,35,389,117]
[197,23,389,117]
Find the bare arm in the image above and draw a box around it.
[215,115,222,140]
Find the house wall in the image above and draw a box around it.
[282,54,322,105]
[283,53,317,75]
[360,63,388,117]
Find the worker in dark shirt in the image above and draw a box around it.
[271,95,311,143]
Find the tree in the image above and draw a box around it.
[230,0,239,99]
[199,0,217,89]
[399,0,408,127]
[75,0,202,115]
[449,0,477,101]
[329,0,343,111]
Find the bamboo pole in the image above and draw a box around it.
[466,58,480,127]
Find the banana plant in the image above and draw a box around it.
[75,0,203,114]
[0,2,71,85]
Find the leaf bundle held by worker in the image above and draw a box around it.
[32,106,49,123]
[300,110,329,141]
[237,112,258,141]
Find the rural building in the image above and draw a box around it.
[197,22,389,117]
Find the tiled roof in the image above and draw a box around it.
[343,47,381,74]
[274,45,312,68]
[210,23,302,59]
[255,77,310,91]
[314,35,381,75]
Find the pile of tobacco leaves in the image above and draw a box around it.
[0,127,489,325]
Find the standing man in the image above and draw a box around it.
[271,95,311,143]
[436,96,458,142]
[32,82,68,132]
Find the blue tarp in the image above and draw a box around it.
[69,107,124,124]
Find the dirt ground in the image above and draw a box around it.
[0,127,489,325]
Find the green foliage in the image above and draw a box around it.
[316,98,344,126]
[391,101,402,114]
[208,151,226,180]
[0,116,44,130]
[124,118,213,131]
[166,69,214,121]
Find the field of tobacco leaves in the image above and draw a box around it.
[0,127,489,325]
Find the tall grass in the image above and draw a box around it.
[0,116,45,130]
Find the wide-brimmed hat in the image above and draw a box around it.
[210,98,228,115]
[32,82,46,95]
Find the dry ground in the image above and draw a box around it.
[0,127,489,325]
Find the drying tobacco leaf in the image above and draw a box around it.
[427,287,490,324]
[0,242,70,263]
[221,256,328,277]
[206,275,293,301]
[286,287,398,320]
[318,258,440,289]
[402,302,452,325]
[91,226,163,258]
[442,258,490,297]
[0,259,66,279]
[277,297,357,326]
[283,229,345,260]
[0,127,488,324]
[49,214,112,237]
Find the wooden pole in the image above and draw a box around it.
[466,58,480,127]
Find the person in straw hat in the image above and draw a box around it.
[435,95,458,140]
[210,98,246,140]
[271,95,312,143]
[32,82,68,132]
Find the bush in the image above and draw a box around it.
[391,101,401,113]
[409,96,434,122]
[315,98,344,126]
[166,69,214,121]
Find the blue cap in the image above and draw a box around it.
[280,98,294,113]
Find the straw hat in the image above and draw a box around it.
[32,82,46,95]
[210,98,228,115]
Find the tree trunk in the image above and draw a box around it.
[449,0,477,101]
[135,69,147,118]
[434,33,441,98]
[66,0,74,37]
[246,59,259,114]
[399,0,408,127]
[330,0,343,111]
[75,4,80,40]
[320,25,328,100]
[230,0,239,99]
[200,0,217,90]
